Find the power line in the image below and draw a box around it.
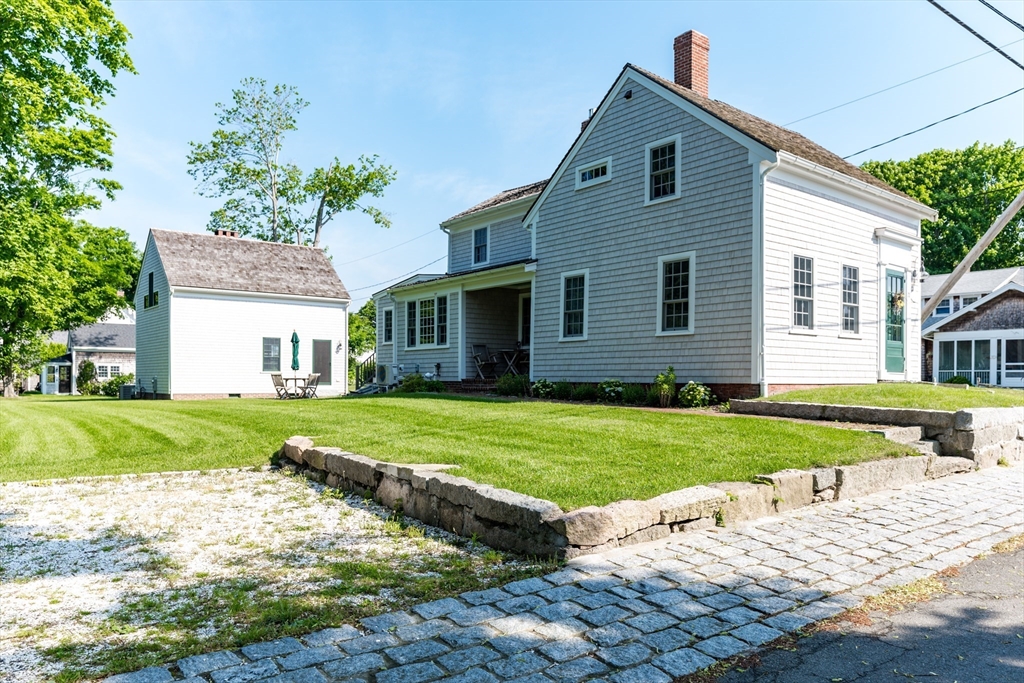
[926,0,1024,70]
[347,254,447,293]
[978,0,1024,32]
[335,227,438,266]
[784,39,1023,126]
[843,87,1024,159]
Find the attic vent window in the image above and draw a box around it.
[575,158,612,190]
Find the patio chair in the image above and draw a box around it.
[472,345,499,380]
[271,373,290,399]
[302,373,321,399]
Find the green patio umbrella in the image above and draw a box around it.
[290,331,300,372]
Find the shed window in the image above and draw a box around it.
[842,265,859,333]
[262,337,281,372]
[793,255,814,328]
[111,366,121,377]
[47,366,56,383]
[473,227,488,265]
[97,365,109,379]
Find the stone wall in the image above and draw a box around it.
[731,400,1023,466]
[277,434,999,559]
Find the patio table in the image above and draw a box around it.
[501,349,521,375]
[284,377,308,398]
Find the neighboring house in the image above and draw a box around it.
[373,31,937,397]
[135,228,350,399]
[921,266,1023,386]
[40,312,136,395]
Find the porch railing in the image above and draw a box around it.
[355,351,376,390]
[936,370,990,385]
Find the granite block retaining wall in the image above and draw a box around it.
[278,432,999,559]
[731,401,1023,467]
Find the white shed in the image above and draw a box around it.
[135,229,349,399]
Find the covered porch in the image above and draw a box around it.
[933,332,1023,388]
[463,282,532,380]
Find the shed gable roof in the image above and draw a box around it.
[149,229,349,300]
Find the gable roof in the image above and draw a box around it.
[149,229,349,300]
[923,281,1024,336]
[922,266,1022,299]
[443,180,548,225]
[69,322,135,350]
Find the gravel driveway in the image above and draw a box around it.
[0,468,546,682]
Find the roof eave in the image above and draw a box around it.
[440,193,541,230]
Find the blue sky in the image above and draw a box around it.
[85,0,1024,309]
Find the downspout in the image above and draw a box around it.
[757,157,781,397]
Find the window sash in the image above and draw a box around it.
[649,142,676,200]
[262,337,281,372]
[473,227,488,264]
[793,255,814,328]
[436,296,447,345]
[842,265,859,333]
[418,299,435,345]
[47,366,56,383]
[580,164,607,184]
[661,259,690,332]
[97,365,109,379]
[407,301,417,347]
[111,366,121,377]
[407,297,448,347]
[383,309,393,343]
[935,299,951,316]
[563,275,586,338]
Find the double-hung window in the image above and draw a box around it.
[473,227,488,265]
[560,271,588,340]
[793,255,814,328]
[111,366,121,377]
[383,309,393,343]
[645,135,681,204]
[657,252,695,335]
[934,299,951,317]
[841,265,859,333]
[262,337,281,372]
[97,365,109,379]
[406,296,449,348]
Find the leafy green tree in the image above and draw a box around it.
[0,0,137,396]
[862,141,1024,273]
[187,78,396,246]
[349,299,376,358]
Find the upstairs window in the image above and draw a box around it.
[842,265,859,333]
[383,309,393,343]
[576,157,612,190]
[262,337,281,372]
[962,296,978,307]
[934,298,951,317]
[793,255,814,328]
[473,227,488,265]
[645,135,681,204]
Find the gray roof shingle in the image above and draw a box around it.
[69,323,135,350]
[922,266,1022,299]
[150,230,349,300]
[443,180,548,225]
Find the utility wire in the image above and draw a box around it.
[784,38,1023,126]
[843,87,1024,159]
[347,254,447,293]
[978,0,1024,32]
[926,0,1024,70]
[335,227,438,266]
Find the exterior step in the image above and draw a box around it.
[910,439,942,456]
[869,425,925,444]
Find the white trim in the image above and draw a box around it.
[752,154,781,394]
[655,251,696,336]
[791,252,815,330]
[575,156,613,191]
[458,287,466,379]
[518,291,532,349]
[440,192,539,231]
[528,280,536,381]
[644,134,683,207]
[840,263,861,335]
[873,226,919,247]
[171,286,350,306]
[402,293,452,351]
[380,306,395,345]
[472,226,490,267]
[70,346,135,353]
[559,268,590,342]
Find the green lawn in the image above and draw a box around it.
[0,394,912,510]
[765,383,1024,411]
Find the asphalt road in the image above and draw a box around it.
[717,545,1024,683]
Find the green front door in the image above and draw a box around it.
[885,270,905,373]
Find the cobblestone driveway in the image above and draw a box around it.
[108,464,1024,683]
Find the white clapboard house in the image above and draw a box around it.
[135,229,350,399]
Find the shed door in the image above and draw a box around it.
[885,270,905,373]
[313,340,332,385]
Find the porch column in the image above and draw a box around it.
[529,277,536,381]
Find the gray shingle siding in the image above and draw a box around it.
[134,236,172,395]
[449,215,532,274]
[531,79,755,384]
[464,289,521,378]
[388,289,461,382]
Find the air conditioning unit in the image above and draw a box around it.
[377,364,396,386]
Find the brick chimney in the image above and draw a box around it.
[214,229,239,238]
[674,30,710,98]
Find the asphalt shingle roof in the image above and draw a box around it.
[443,181,548,225]
[922,266,1023,299]
[69,323,135,350]
[150,229,349,300]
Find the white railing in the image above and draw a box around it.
[936,370,990,385]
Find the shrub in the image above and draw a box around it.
[532,378,555,399]
[652,365,676,408]
[77,360,96,385]
[496,373,530,397]
[678,381,716,408]
[423,379,445,393]
[622,383,647,406]
[645,387,662,407]
[553,380,573,401]
[571,383,599,402]
[100,373,135,398]
[78,381,101,396]
[943,375,971,385]
[396,373,427,393]
[597,379,625,403]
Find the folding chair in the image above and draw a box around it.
[472,345,499,380]
[303,373,321,399]
[271,373,290,399]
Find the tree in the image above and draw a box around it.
[188,78,396,246]
[349,299,376,359]
[862,141,1024,274]
[0,0,137,396]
